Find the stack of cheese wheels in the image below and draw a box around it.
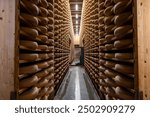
[53,0,73,89]
[97,0,134,100]
[19,0,55,100]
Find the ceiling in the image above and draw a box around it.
[69,0,83,35]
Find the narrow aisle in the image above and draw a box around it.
[54,66,100,100]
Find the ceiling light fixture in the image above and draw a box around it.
[76,14,78,19]
[75,4,79,11]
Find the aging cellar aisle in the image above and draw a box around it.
[1,0,150,100]
[54,66,100,100]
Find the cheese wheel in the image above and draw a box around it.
[114,75,134,88]
[20,54,38,61]
[39,7,48,17]
[36,70,49,78]
[37,62,49,69]
[104,16,114,25]
[114,12,133,26]
[20,40,38,50]
[113,1,132,14]
[35,26,48,34]
[105,61,116,68]
[19,87,39,100]
[104,69,117,77]
[105,44,114,50]
[114,26,133,39]
[105,94,113,100]
[38,45,48,51]
[19,76,39,88]
[45,74,54,80]
[21,0,39,16]
[38,54,48,60]
[37,87,48,98]
[19,65,38,75]
[46,80,54,88]
[36,35,48,42]
[20,27,38,39]
[20,13,39,27]
[99,10,104,16]
[38,17,49,26]
[36,78,49,88]
[115,87,134,100]
[104,78,117,87]
[104,53,115,58]
[104,6,114,16]
[28,0,40,5]
[100,86,106,93]
[104,0,114,7]
[105,25,116,34]
[39,0,48,8]
[115,64,134,74]
[99,66,106,72]
[115,53,133,60]
[114,39,132,48]
[46,87,54,96]
[48,10,53,17]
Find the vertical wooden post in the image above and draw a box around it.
[0,0,16,99]
[137,0,150,99]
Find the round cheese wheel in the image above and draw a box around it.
[19,87,39,100]
[19,65,38,75]
[115,64,134,74]
[19,76,39,88]
[115,87,134,100]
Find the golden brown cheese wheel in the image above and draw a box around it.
[36,70,48,78]
[105,44,114,50]
[36,78,49,88]
[100,86,106,93]
[38,45,48,51]
[36,35,48,42]
[99,24,105,31]
[114,26,133,39]
[21,0,39,16]
[114,39,132,48]
[38,54,48,60]
[115,64,134,74]
[46,87,54,96]
[115,53,133,60]
[113,1,132,14]
[45,74,54,80]
[37,87,48,98]
[37,62,49,69]
[99,66,106,72]
[20,27,38,39]
[48,10,53,17]
[105,61,116,68]
[27,0,40,5]
[46,80,54,88]
[104,0,114,7]
[99,59,106,65]
[105,25,116,34]
[99,72,107,79]
[104,53,115,58]
[19,76,39,88]
[106,87,116,97]
[105,94,113,100]
[20,40,38,50]
[35,26,48,34]
[19,87,39,100]
[114,75,134,89]
[104,69,117,77]
[115,87,134,100]
[48,3,53,11]
[20,54,38,61]
[39,7,49,17]
[38,17,49,26]
[105,78,117,87]
[105,34,115,42]
[47,67,54,72]
[20,13,39,27]
[114,12,133,26]
[19,65,39,75]
[39,0,48,8]
[104,16,114,25]
[104,6,114,16]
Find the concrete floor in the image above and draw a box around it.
[54,66,100,100]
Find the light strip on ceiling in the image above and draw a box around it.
[75,4,79,11]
